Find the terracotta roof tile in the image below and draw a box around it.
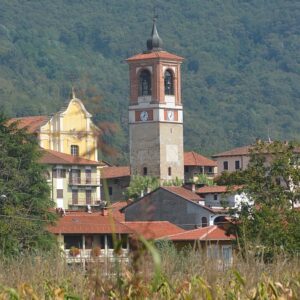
[212,145,252,158]
[124,221,185,240]
[184,151,217,167]
[101,166,131,179]
[162,186,203,202]
[8,116,49,133]
[126,51,184,62]
[39,148,100,165]
[161,225,235,241]
[197,185,242,194]
[48,211,132,234]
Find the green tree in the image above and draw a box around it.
[225,141,300,257]
[0,115,57,256]
[124,176,160,201]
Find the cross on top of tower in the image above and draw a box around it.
[146,14,163,52]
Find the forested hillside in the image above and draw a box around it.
[0,0,299,163]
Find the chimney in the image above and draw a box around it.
[191,183,196,193]
[101,208,109,216]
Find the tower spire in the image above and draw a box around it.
[146,15,163,52]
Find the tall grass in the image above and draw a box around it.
[0,244,299,299]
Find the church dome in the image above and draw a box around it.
[146,20,163,52]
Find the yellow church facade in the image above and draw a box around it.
[39,95,99,161]
[10,93,103,210]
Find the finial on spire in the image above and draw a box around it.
[71,86,76,99]
[146,11,163,52]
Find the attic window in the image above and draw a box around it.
[71,145,79,156]
[168,167,172,176]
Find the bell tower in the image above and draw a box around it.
[126,20,184,181]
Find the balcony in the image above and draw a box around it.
[69,177,100,186]
[68,198,103,207]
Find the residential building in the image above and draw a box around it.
[212,145,252,175]
[196,185,249,209]
[121,186,227,230]
[40,148,101,209]
[161,225,235,265]
[184,151,217,182]
[126,21,184,181]
[100,166,131,202]
[48,210,131,267]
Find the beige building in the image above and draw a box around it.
[40,148,101,209]
[126,21,184,181]
[212,145,252,175]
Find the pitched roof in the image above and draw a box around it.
[161,225,235,241]
[8,116,49,133]
[124,221,185,240]
[197,185,242,194]
[184,151,217,167]
[120,186,214,213]
[108,201,128,222]
[101,166,131,179]
[48,211,132,234]
[39,148,100,166]
[212,145,252,158]
[162,186,203,202]
[126,51,184,62]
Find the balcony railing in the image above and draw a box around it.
[69,177,100,186]
[68,198,103,206]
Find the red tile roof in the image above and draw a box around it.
[161,225,235,241]
[212,145,252,158]
[124,221,185,240]
[197,185,242,194]
[101,166,131,179]
[162,186,203,202]
[108,201,128,222]
[48,211,132,234]
[8,116,49,133]
[39,148,100,166]
[184,151,217,167]
[126,51,184,62]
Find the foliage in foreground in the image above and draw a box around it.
[0,115,57,256]
[0,244,299,299]
[219,140,300,257]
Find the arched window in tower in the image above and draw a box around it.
[164,70,174,95]
[139,70,151,96]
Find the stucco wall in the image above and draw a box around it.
[124,189,213,229]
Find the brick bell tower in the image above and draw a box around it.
[126,19,184,181]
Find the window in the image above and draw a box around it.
[223,161,228,170]
[139,70,151,96]
[207,244,219,259]
[57,189,63,198]
[53,169,66,178]
[168,167,172,176]
[86,189,91,204]
[70,145,79,156]
[107,235,113,249]
[214,194,218,201]
[72,189,78,205]
[235,160,240,170]
[164,70,174,95]
[85,235,93,249]
[64,235,82,249]
[143,167,148,176]
[184,166,189,173]
[208,167,213,173]
[109,186,113,196]
[70,169,81,184]
[85,169,91,184]
[201,217,208,227]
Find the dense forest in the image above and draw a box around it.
[0,0,299,163]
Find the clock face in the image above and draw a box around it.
[167,110,174,121]
[140,111,149,121]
